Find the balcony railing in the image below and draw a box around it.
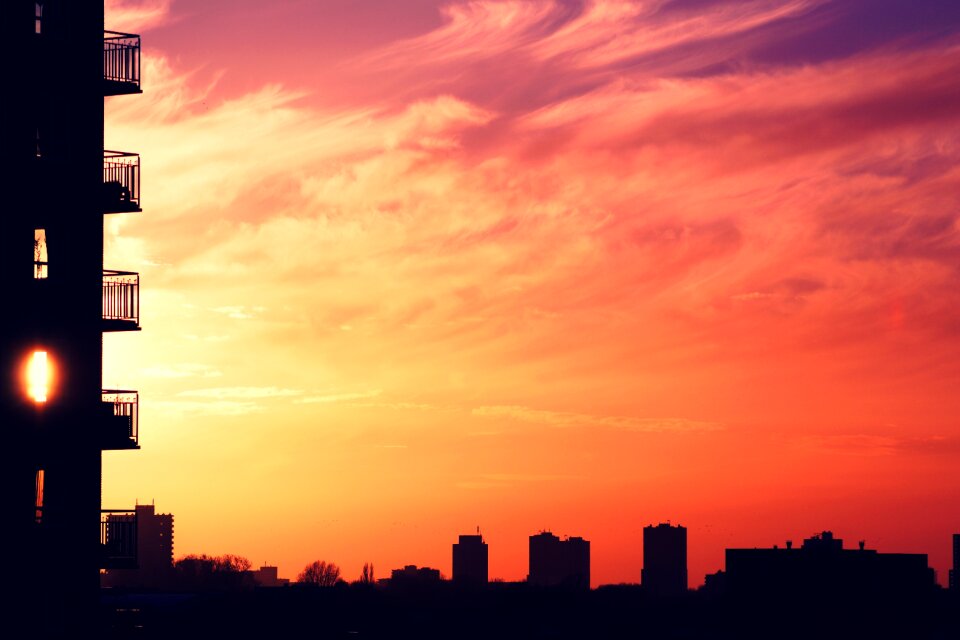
[101,509,138,569]
[103,269,140,331]
[102,390,139,449]
[104,30,141,95]
[103,151,140,213]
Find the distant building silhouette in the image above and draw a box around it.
[102,504,174,589]
[642,523,687,596]
[391,565,442,586]
[252,565,290,588]
[724,531,935,598]
[528,532,590,589]
[453,533,489,584]
[951,533,959,591]
[4,2,145,630]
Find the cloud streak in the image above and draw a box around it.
[178,387,303,400]
[102,0,960,589]
[105,0,174,33]
[472,405,723,432]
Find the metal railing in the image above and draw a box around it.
[103,269,139,327]
[104,30,141,91]
[103,150,140,212]
[101,509,138,568]
[102,390,139,446]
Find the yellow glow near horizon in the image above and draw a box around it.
[27,350,51,404]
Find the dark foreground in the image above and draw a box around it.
[101,584,960,640]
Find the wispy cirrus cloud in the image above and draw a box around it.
[145,399,262,417]
[366,0,822,76]
[105,0,174,33]
[141,363,223,378]
[529,0,823,69]
[177,387,303,400]
[296,390,383,405]
[798,434,960,457]
[472,405,723,432]
[103,0,960,589]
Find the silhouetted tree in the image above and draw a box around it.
[298,560,341,586]
[215,554,252,573]
[173,553,254,591]
[359,562,375,584]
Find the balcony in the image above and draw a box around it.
[101,510,138,569]
[101,390,139,450]
[103,270,140,332]
[104,31,141,96]
[103,151,141,213]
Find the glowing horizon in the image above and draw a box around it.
[102,0,960,586]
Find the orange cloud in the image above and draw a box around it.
[106,0,174,33]
[102,1,960,588]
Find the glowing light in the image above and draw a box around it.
[27,350,51,403]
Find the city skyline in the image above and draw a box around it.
[102,505,958,591]
[99,0,960,588]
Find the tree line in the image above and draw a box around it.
[169,554,374,590]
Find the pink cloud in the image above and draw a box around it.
[105,0,174,33]
[103,0,960,587]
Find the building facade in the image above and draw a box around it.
[528,531,590,589]
[102,504,173,589]
[453,533,489,584]
[642,523,688,596]
[724,531,935,599]
[951,533,959,591]
[391,565,443,586]
[252,565,291,588]
[1,1,143,630]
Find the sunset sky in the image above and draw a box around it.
[101,0,960,587]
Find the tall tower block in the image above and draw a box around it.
[642,523,688,596]
[0,1,143,631]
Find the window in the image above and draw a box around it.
[34,229,48,279]
[35,3,43,34]
[35,469,45,523]
[27,350,51,403]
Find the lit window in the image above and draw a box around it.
[27,350,51,403]
[34,229,48,279]
[35,3,43,34]
[35,469,45,523]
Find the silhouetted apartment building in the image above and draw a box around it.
[528,532,590,589]
[951,534,959,591]
[453,533,489,584]
[642,523,687,596]
[102,504,174,589]
[2,1,144,630]
[724,531,935,599]
[252,565,290,588]
[391,565,442,586]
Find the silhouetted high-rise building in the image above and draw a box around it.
[2,1,144,631]
[528,531,590,589]
[642,522,687,596]
[951,533,959,591]
[453,533,488,584]
[102,504,174,589]
[724,531,935,599]
[252,565,290,588]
